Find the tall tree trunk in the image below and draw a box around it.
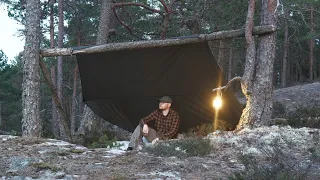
[228,45,233,81]
[236,0,256,130]
[251,0,277,127]
[49,0,59,138]
[57,0,66,139]
[79,92,84,117]
[309,6,314,81]
[0,102,2,126]
[237,0,277,130]
[51,66,59,138]
[50,0,55,48]
[281,9,289,87]
[218,40,225,72]
[96,0,113,44]
[70,64,78,136]
[22,0,41,137]
[77,0,114,139]
[71,37,81,136]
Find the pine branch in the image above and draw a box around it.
[113,2,162,14]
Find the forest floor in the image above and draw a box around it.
[1,82,320,180]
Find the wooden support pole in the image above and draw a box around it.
[40,25,276,57]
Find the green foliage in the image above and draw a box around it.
[32,162,61,172]
[88,134,121,149]
[70,149,85,154]
[144,137,212,158]
[185,120,233,137]
[0,51,22,132]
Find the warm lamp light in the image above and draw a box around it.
[213,89,223,110]
[213,96,222,109]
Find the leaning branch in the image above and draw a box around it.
[159,0,169,13]
[112,2,162,14]
[40,25,276,57]
[39,57,72,142]
[112,7,134,35]
[212,77,242,92]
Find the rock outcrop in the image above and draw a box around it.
[1,126,320,179]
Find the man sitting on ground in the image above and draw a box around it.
[127,96,180,150]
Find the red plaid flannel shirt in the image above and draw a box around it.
[140,109,180,140]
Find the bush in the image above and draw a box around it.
[32,162,61,172]
[308,131,320,162]
[286,106,320,129]
[88,134,121,149]
[144,137,212,158]
[185,120,233,137]
[229,139,313,180]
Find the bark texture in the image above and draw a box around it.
[0,102,2,126]
[22,0,41,137]
[251,0,277,127]
[309,6,314,81]
[237,0,277,130]
[51,66,59,138]
[70,64,78,135]
[97,0,113,44]
[217,40,225,71]
[228,46,233,81]
[281,9,289,87]
[49,1,58,138]
[57,0,67,140]
[236,0,256,130]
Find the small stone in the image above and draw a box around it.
[54,172,66,179]
[6,169,18,176]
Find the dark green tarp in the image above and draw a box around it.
[76,42,243,132]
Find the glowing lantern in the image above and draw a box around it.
[213,89,222,110]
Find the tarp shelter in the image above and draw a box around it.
[76,41,243,133]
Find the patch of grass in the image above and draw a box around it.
[32,162,61,172]
[109,172,129,180]
[70,149,85,154]
[229,139,313,180]
[273,103,320,128]
[286,106,320,128]
[144,137,212,158]
[88,134,121,149]
[57,151,69,156]
[19,138,46,145]
[308,131,320,162]
[185,120,233,137]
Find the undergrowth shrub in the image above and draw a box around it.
[88,134,121,149]
[286,106,320,129]
[229,139,314,180]
[308,131,320,162]
[185,120,233,137]
[144,137,212,158]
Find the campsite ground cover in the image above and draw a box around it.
[1,82,320,179]
[1,125,320,179]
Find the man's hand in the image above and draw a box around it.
[152,138,159,144]
[142,124,149,135]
